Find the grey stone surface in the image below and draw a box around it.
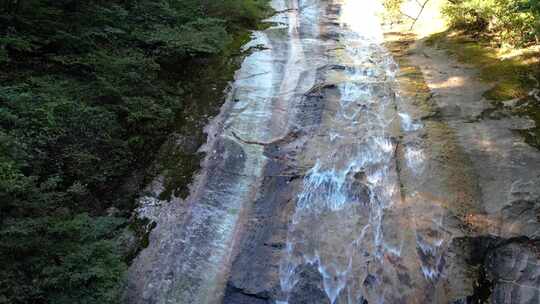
[407,34,540,303]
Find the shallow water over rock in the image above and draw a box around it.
[126,1,540,303]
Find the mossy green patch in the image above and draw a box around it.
[426,31,538,100]
[516,97,540,148]
[385,33,437,115]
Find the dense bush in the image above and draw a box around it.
[443,0,540,45]
[0,0,269,303]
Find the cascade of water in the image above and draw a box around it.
[128,1,469,303]
[273,1,457,303]
[278,1,408,303]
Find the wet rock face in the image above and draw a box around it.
[500,177,540,239]
[223,169,295,302]
[387,17,540,304]
[348,171,371,205]
[487,241,540,304]
[289,265,331,304]
[223,284,271,304]
[457,236,540,304]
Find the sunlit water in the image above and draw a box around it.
[277,1,447,303]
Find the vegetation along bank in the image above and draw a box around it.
[383,0,540,147]
[0,1,270,303]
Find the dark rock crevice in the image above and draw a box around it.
[462,236,540,304]
[223,283,272,304]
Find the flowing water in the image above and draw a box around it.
[277,1,445,303]
[127,1,477,303]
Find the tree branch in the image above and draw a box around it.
[407,0,431,30]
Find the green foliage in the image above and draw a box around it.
[520,0,540,40]
[382,0,405,22]
[0,215,126,304]
[205,0,270,27]
[148,18,230,57]
[0,0,270,303]
[443,0,540,45]
[0,46,7,63]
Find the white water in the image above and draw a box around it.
[280,1,398,302]
[277,1,447,303]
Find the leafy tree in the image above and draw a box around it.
[0,0,270,303]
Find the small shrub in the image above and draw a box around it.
[443,0,539,46]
